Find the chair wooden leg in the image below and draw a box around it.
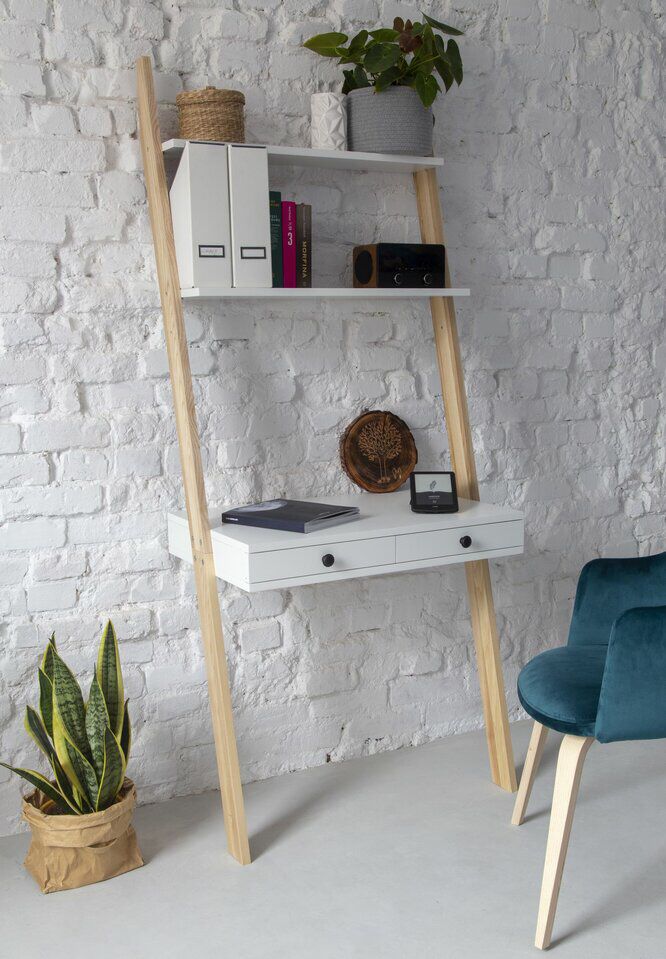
[535,734,593,950]
[512,721,548,826]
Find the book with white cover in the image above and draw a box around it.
[227,145,272,288]
[169,141,232,290]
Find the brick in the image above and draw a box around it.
[239,620,282,654]
[0,518,66,550]
[24,417,109,452]
[27,579,77,612]
[0,424,21,453]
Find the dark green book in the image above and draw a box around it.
[269,190,283,287]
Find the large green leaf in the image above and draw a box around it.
[369,28,400,42]
[374,65,403,92]
[415,72,440,107]
[348,29,368,53]
[0,763,71,814]
[38,667,54,738]
[435,56,454,91]
[364,42,401,75]
[86,673,110,779]
[423,14,464,36]
[96,727,126,811]
[303,32,347,57]
[52,651,91,760]
[119,700,131,765]
[446,38,463,85]
[97,621,124,738]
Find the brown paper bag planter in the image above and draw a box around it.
[22,779,143,893]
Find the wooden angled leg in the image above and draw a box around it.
[136,56,250,864]
[512,721,548,826]
[535,735,593,950]
[414,166,517,792]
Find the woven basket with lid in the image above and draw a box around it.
[176,87,245,142]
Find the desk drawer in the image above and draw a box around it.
[251,535,395,584]
[395,520,523,564]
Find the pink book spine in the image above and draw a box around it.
[281,201,297,288]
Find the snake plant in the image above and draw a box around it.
[1,621,131,815]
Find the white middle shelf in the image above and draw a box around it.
[168,491,524,592]
[180,286,469,300]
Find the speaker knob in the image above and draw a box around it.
[423,272,433,286]
[322,553,335,568]
[393,273,403,286]
[459,535,472,549]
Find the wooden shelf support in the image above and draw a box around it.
[414,167,517,792]
[136,56,251,863]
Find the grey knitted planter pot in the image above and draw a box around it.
[347,86,433,156]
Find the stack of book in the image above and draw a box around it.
[270,193,312,288]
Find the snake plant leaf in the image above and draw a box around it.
[422,14,464,37]
[41,635,56,681]
[0,763,71,814]
[52,650,91,760]
[52,707,93,808]
[38,667,54,738]
[65,739,98,810]
[51,755,84,814]
[25,707,83,813]
[86,673,110,779]
[96,727,126,811]
[24,706,56,763]
[119,700,131,765]
[97,621,124,738]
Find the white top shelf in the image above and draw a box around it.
[180,286,469,300]
[162,139,444,174]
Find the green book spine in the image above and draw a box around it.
[269,190,283,287]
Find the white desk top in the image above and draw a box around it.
[169,491,523,555]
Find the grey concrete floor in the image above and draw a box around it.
[1,720,665,958]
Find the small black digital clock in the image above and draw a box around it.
[409,471,459,514]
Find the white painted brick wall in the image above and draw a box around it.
[0,0,664,835]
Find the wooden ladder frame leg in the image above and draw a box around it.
[535,735,593,949]
[512,721,548,825]
[414,167,517,792]
[136,56,251,865]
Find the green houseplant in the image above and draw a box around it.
[304,14,464,156]
[2,622,143,892]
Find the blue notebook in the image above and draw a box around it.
[221,499,360,534]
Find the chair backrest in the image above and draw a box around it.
[568,552,666,647]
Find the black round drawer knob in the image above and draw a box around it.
[322,553,335,568]
[459,535,472,549]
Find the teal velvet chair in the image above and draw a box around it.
[511,552,666,949]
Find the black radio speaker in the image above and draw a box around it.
[353,243,446,289]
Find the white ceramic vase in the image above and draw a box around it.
[310,92,347,151]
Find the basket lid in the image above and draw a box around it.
[176,86,245,106]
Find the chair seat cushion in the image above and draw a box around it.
[517,645,607,737]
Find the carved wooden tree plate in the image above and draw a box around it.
[340,410,418,493]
